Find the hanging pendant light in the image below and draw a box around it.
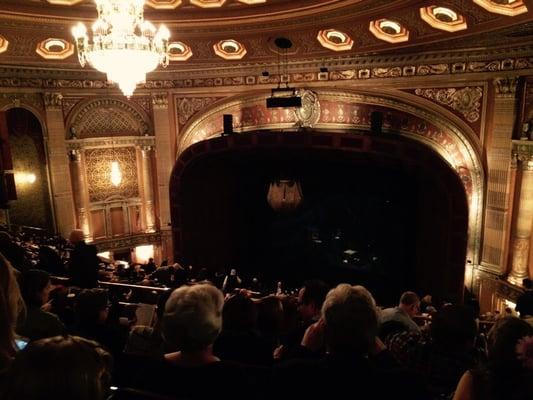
[267,179,303,213]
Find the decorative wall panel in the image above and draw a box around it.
[84,147,139,202]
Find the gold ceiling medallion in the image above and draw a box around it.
[213,40,247,60]
[473,0,528,16]
[190,0,226,7]
[420,6,467,32]
[146,0,182,9]
[317,29,354,51]
[295,89,321,128]
[36,38,75,60]
[369,19,409,43]
[0,35,8,54]
[46,0,84,4]
[168,42,193,61]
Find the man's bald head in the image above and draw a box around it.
[69,229,85,244]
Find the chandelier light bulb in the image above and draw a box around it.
[72,0,171,97]
[110,160,122,187]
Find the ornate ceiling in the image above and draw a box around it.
[0,0,531,78]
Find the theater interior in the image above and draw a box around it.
[1,0,533,313]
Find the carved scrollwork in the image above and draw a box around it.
[70,98,152,138]
[43,92,63,109]
[84,147,139,203]
[0,93,44,111]
[151,93,169,109]
[295,89,321,128]
[176,97,223,129]
[414,87,483,123]
[494,77,518,97]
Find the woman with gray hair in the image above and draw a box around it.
[116,283,265,399]
[275,283,426,399]
[163,283,224,365]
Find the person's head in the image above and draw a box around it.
[148,258,154,263]
[68,229,84,245]
[21,269,52,308]
[256,295,284,337]
[2,335,112,400]
[163,284,223,353]
[222,294,257,332]
[322,284,378,355]
[0,252,25,363]
[230,268,237,276]
[523,278,533,290]
[399,291,420,317]
[75,289,110,326]
[431,304,477,352]
[487,317,533,374]
[298,279,329,322]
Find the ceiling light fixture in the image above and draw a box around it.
[72,0,170,97]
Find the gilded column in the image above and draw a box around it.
[481,77,518,274]
[69,149,91,239]
[141,145,156,233]
[151,93,173,258]
[509,156,533,285]
[43,92,76,237]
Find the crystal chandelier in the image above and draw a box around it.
[72,0,170,97]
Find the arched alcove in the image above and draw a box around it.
[170,131,468,304]
[6,107,54,231]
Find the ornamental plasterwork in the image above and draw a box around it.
[84,147,139,203]
[0,57,533,90]
[0,92,44,111]
[151,93,169,109]
[414,87,483,123]
[176,97,224,129]
[43,92,63,109]
[69,98,152,139]
[65,135,155,151]
[94,231,161,252]
[295,89,321,128]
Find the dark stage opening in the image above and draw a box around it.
[172,133,468,305]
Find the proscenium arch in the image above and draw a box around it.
[175,88,485,283]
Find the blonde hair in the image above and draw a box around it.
[0,252,25,362]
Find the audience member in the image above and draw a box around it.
[124,290,171,357]
[16,269,65,341]
[68,229,100,289]
[275,284,426,399]
[0,253,25,370]
[387,304,481,399]
[0,232,31,273]
[1,335,112,400]
[118,284,264,400]
[214,293,272,365]
[73,288,127,357]
[380,291,421,332]
[222,268,242,294]
[143,258,157,275]
[453,317,533,400]
[516,278,533,322]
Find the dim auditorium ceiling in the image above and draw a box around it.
[0,0,531,80]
